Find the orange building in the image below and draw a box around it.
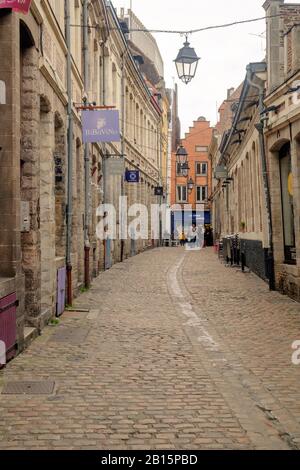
[170,117,213,233]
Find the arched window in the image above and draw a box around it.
[279,142,296,264]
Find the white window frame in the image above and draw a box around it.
[196,185,208,202]
[177,185,187,203]
[196,162,208,176]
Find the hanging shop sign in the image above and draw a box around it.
[0,0,32,13]
[107,158,124,176]
[125,170,140,183]
[214,165,228,180]
[82,110,120,144]
[154,186,164,196]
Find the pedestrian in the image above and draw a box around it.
[186,223,198,250]
[179,231,186,246]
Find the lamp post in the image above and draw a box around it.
[176,145,189,177]
[176,145,188,166]
[174,36,200,85]
[181,162,189,177]
[188,177,195,193]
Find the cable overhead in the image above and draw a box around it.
[70,14,280,36]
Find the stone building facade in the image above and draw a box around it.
[104,2,162,258]
[210,0,300,301]
[117,7,171,230]
[0,0,165,360]
[210,66,270,281]
[0,0,110,356]
[263,0,300,300]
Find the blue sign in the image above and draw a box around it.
[125,170,140,183]
[82,110,120,143]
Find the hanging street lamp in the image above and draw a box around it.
[181,162,190,177]
[176,145,188,165]
[188,177,195,192]
[174,36,200,85]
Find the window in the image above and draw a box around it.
[177,185,187,202]
[195,145,208,152]
[196,162,208,176]
[279,143,296,264]
[197,186,208,202]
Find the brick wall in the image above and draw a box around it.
[171,118,213,211]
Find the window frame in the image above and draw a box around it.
[196,185,208,203]
[176,185,188,203]
[195,161,208,176]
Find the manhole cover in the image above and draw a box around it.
[49,327,90,344]
[2,381,55,395]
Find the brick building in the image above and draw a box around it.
[171,117,213,236]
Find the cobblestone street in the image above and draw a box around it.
[0,248,300,450]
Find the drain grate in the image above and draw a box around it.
[2,381,55,395]
[49,326,90,344]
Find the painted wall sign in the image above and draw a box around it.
[82,110,120,143]
[0,0,32,14]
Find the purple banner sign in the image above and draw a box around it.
[82,110,120,144]
[0,0,32,13]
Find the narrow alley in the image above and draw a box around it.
[1,248,299,450]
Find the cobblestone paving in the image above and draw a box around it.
[0,248,299,450]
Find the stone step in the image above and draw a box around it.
[24,327,39,349]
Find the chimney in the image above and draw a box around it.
[292,25,300,72]
[227,88,234,99]
[263,0,284,92]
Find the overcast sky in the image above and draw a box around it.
[110,0,298,136]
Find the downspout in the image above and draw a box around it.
[83,0,90,288]
[158,123,163,246]
[120,51,125,262]
[65,0,74,305]
[247,68,275,290]
[101,40,107,268]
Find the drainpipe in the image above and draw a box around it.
[65,0,74,305]
[101,41,107,267]
[248,68,276,290]
[83,0,90,288]
[120,52,125,262]
[158,123,163,246]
